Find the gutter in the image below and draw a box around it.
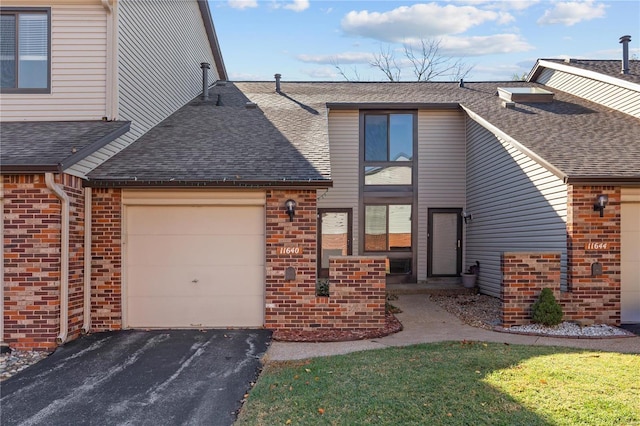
[82,187,92,334]
[84,179,334,189]
[45,173,70,345]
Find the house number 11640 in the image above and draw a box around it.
[278,246,303,255]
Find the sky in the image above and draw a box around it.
[208,0,640,82]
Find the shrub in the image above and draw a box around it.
[316,278,330,297]
[531,288,563,326]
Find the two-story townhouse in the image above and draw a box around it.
[1,0,227,350]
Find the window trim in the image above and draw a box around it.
[0,7,51,94]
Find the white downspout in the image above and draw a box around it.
[102,0,119,120]
[0,179,6,351]
[45,173,70,345]
[82,187,92,334]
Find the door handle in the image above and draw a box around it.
[192,279,199,283]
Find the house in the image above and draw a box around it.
[1,0,227,350]
[2,5,638,352]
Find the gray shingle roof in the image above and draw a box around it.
[1,121,130,173]
[88,83,330,186]
[89,72,640,186]
[234,79,640,181]
[541,59,640,85]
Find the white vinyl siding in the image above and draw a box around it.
[536,68,640,118]
[0,4,107,121]
[320,110,360,248]
[68,0,218,177]
[416,110,466,280]
[465,117,568,298]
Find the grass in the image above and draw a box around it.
[236,342,640,425]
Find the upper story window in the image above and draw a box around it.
[0,8,50,93]
[363,113,414,185]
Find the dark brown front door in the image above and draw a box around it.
[318,209,352,277]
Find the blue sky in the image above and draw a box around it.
[209,0,640,82]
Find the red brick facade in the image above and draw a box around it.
[501,253,562,327]
[2,174,84,350]
[263,189,387,331]
[90,188,123,331]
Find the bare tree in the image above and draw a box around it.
[331,58,361,81]
[370,38,473,82]
[369,46,401,81]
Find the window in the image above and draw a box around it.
[1,9,50,92]
[364,204,412,252]
[363,113,414,185]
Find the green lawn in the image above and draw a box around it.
[236,342,640,425]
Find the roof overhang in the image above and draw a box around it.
[564,176,640,185]
[528,59,640,92]
[327,102,460,110]
[1,120,131,174]
[84,179,333,189]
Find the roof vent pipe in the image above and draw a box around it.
[620,35,631,75]
[201,62,211,100]
[275,73,281,93]
[458,78,464,88]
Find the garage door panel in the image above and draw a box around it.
[125,202,265,328]
[621,202,640,323]
[128,295,264,328]
[127,206,263,235]
[128,266,264,297]
[127,234,264,266]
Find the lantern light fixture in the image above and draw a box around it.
[285,199,297,222]
[593,194,608,217]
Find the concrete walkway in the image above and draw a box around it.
[265,294,640,361]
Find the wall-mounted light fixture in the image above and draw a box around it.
[462,211,473,224]
[285,199,297,222]
[593,194,608,217]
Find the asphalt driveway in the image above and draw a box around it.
[1,329,271,426]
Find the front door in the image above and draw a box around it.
[428,208,462,277]
[318,209,352,278]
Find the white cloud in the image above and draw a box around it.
[297,51,375,64]
[537,1,607,26]
[301,66,339,79]
[432,34,535,56]
[340,3,511,42]
[228,71,269,81]
[284,0,310,12]
[228,0,258,10]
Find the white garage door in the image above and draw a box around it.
[125,204,265,328]
[621,192,640,324]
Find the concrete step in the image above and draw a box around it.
[387,280,477,296]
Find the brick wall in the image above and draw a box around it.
[566,185,621,324]
[501,253,562,326]
[501,186,622,327]
[264,189,386,331]
[3,174,84,350]
[90,188,122,331]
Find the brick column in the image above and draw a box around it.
[566,185,621,324]
[264,189,317,330]
[91,188,122,331]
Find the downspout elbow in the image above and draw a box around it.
[45,173,70,346]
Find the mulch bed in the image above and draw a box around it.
[272,313,403,342]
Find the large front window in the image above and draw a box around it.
[1,9,50,92]
[364,113,413,185]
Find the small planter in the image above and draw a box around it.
[461,273,477,288]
